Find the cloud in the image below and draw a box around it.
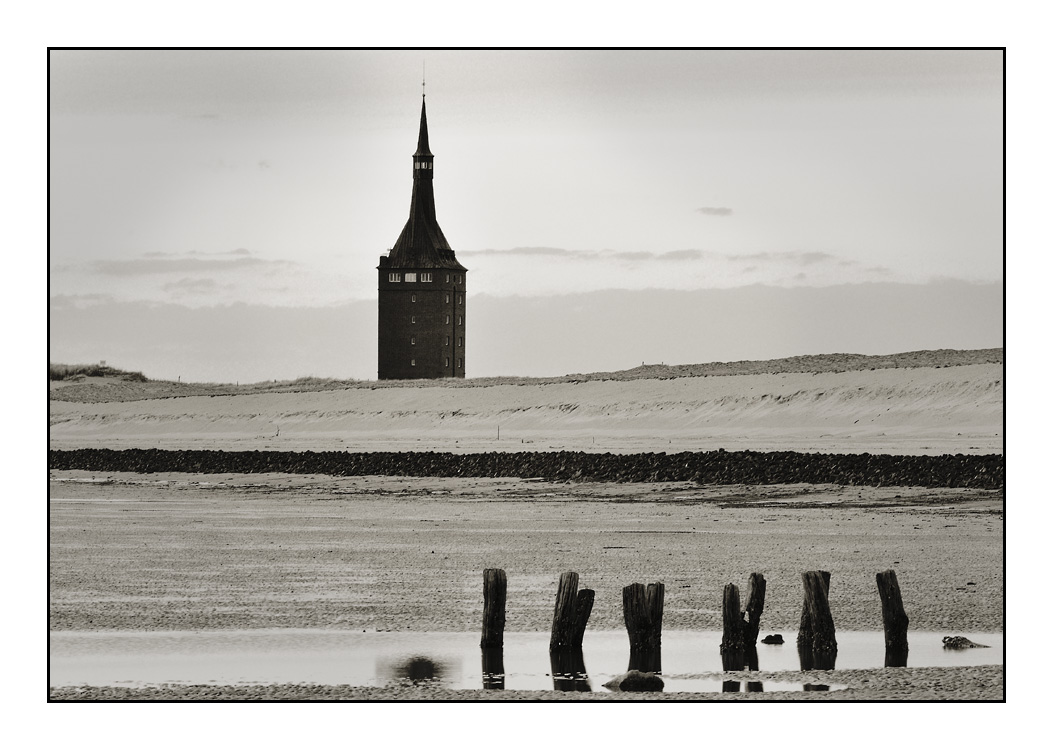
[91,253,290,276]
[461,247,575,257]
[162,278,234,295]
[696,207,733,217]
[607,251,654,261]
[657,249,704,262]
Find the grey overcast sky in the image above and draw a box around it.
[48,49,1004,380]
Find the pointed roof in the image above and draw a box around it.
[387,96,466,271]
[414,96,433,158]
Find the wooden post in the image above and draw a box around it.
[570,588,595,650]
[876,569,909,650]
[799,571,837,669]
[720,583,745,670]
[744,573,766,647]
[796,570,831,648]
[623,581,664,673]
[877,569,909,667]
[480,568,507,649]
[550,571,579,652]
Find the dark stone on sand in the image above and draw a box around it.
[603,670,665,692]
[761,634,784,644]
[47,448,1006,489]
[942,636,989,649]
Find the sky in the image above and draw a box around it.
[48,49,1004,381]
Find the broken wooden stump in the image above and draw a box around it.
[876,569,909,653]
[623,581,664,673]
[720,583,746,670]
[721,573,765,671]
[744,572,766,647]
[797,570,837,670]
[571,588,594,650]
[549,571,595,653]
[480,568,507,649]
[797,570,831,647]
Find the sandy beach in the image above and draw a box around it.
[48,353,1004,701]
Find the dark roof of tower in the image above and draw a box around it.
[387,96,466,271]
[414,96,433,158]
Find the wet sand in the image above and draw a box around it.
[49,471,1003,700]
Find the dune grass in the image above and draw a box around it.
[49,363,148,383]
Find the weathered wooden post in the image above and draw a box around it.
[796,570,831,648]
[744,572,766,647]
[481,568,506,689]
[549,571,594,689]
[480,568,507,649]
[549,571,594,652]
[623,581,664,673]
[876,569,909,667]
[720,583,745,670]
[571,588,594,650]
[797,570,837,671]
[550,571,579,652]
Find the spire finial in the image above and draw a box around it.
[422,61,426,98]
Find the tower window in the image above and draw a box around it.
[457,294,463,304]
[411,359,416,367]
[445,336,449,346]
[445,274,450,283]
[388,273,400,282]
[411,294,416,303]
[411,315,416,324]
[411,337,416,345]
[457,316,463,326]
[421,273,433,282]
[445,315,450,325]
[458,358,462,368]
[445,357,450,367]
[445,294,450,303]
[457,337,462,348]
[405,272,417,283]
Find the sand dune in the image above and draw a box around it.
[49,362,1003,455]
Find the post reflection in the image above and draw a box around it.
[481,647,505,690]
[628,646,661,674]
[797,645,837,671]
[550,649,591,692]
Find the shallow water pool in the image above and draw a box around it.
[49,630,1002,693]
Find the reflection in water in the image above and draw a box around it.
[721,646,760,672]
[550,649,591,692]
[374,654,451,687]
[884,647,909,668]
[395,656,444,685]
[481,647,505,690]
[798,645,837,671]
[628,646,661,674]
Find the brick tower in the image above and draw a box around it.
[377,94,467,380]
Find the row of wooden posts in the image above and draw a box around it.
[480,567,911,681]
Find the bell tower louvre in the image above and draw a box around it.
[377,94,467,380]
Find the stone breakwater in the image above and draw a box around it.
[48,448,1004,488]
